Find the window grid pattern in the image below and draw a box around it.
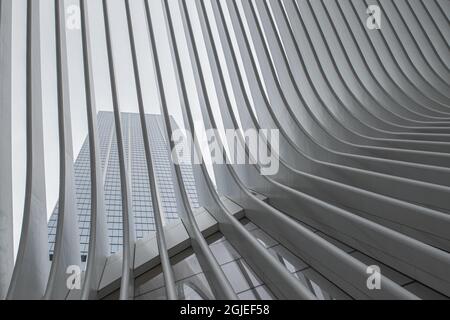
[48,112,199,259]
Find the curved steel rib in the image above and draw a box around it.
[166,0,316,300]
[124,0,177,300]
[44,0,82,300]
[206,0,449,298]
[0,0,14,300]
[146,0,237,300]
[101,0,135,300]
[7,0,50,300]
[193,0,417,300]
[79,0,109,300]
[1,0,449,301]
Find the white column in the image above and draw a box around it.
[79,0,109,300]
[0,0,14,300]
[44,0,81,299]
[7,0,50,300]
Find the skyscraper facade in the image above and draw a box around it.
[48,112,199,261]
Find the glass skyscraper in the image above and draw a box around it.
[47,112,199,262]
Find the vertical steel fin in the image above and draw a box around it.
[0,0,14,300]
[7,0,50,300]
[143,0,237,300]
[44,0,82,300]
[101,0,135,300]
[79,0,110,300]
[124,0,177,300]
